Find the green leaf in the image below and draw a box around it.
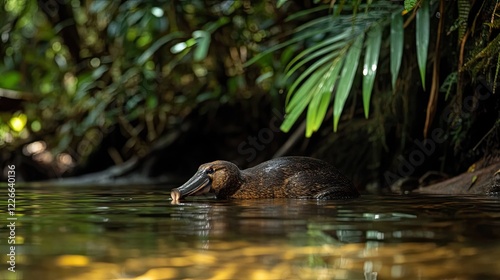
[280,45,297,66]
[352,0,361,17]
[335,0,347,16]
[91,65,109,80]
[362,24,382,118]
[416,0,429,90]
[286,30,351,74]
[146,94,158,109]
[285,51,337,109]
[390,11,403,90]
[314,91,332,129]
[281,67,329,133]
[333,33,364,132]
[286,65,329,114]
[203,17,230,33]
[306,68,327,137]
[89,1,110,13]
[244,29,325,67]
[280,97,308,133]
[307,59,343,136]
[311,56,344,131]
[277,0,287,8]
[256,72,274,84]
[137,32,183,65]
[285,44,342,79]
[440,71,457,100]
[295,15,339,33]
[404,0,418,11]
[0,71,21,90]
[285,6,329,22]
[193,30,211,61]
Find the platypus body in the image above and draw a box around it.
[171,156,359,201]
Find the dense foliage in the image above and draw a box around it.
[1,0,499,188]
[0,0,290,177]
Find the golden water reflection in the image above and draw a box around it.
[30,240,494,280]
[1,186,500,280]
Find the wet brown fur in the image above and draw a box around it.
[186,157,359,200]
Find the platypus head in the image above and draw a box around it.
[171,161,242,201]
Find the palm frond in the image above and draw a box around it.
[333,33,364,132]
[416,0,430,90]
[280,1,401,135]
[390,11,404,89]
[306,57,343,136]
[362,23,382,118]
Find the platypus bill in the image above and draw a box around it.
[171,156,359,201]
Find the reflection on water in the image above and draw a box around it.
[1,185,500,279]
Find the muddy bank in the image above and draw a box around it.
[416,162,500,195]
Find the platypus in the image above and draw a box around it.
[171,156,359,200]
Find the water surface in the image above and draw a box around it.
[1,185,500,279]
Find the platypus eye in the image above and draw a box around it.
[205,168,214,174]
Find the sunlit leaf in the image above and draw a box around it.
[258,2,401,136]
[281,96,309,132]
[390,11,403,90]
[307,59,343,136]
[286,65,329,114]
[137,32,183,65]
[306,63,340,136]
[286,51,337,108]
[256,72,274,84]
[281,67,329,133]
[306,66,329,137]
[333,33,364,132]
[9,113,27,132]
[313,91,332,130]
[404,0,418,11]
[137,33,153,48]
[362,24,382,118]
[280,95,310,133]
[193,30,211,61]
[416,0,429,90]
[151,7,164,18]
[313,56,344,131]
[277,0,287,8]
